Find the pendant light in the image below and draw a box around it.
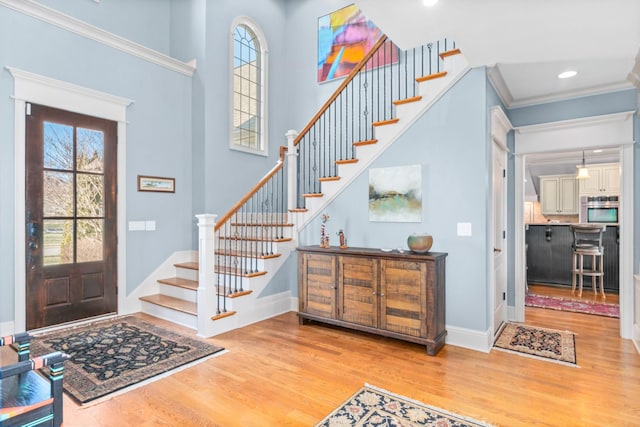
[576,151,590,179]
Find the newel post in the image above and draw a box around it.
[196,213,217,337]
[286,129,298,213]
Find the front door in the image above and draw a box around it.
[25,104,117,330]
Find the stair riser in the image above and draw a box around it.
[175,267,198,281]
[215,240,286,254]
[225,225,293,239]
[225,212,290,224]
[140,301,197,329]
[215,275,252,291]
[216,256,266,272]
[159,283,197,303]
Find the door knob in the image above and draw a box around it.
[29,241,38,250]
[494,248,501,253]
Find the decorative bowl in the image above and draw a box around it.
[407,233,433,253]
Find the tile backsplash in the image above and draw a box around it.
[524,201,578,224]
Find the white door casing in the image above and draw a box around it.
[513,111,635,339]
[491,107,511,336]
[8,67,132,332]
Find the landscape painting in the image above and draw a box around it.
[369,165,422,222]
[317,4,398,83]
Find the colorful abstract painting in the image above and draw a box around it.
[369,165,422,222]
[317,4,397,83]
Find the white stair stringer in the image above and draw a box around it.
[204,240,298,337]
[294,52,470,230]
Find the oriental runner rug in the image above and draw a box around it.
[31,316,225,404]
[315,384,493,426]
[493,322,577,367]
[525,293,619,318]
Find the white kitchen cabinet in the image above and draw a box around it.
[540,175,578,215]
[578,163,620,195]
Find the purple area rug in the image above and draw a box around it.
[525,293,619,318]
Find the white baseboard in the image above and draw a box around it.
[0,320,15,335]
[633,323,640,355]
[236,291,296,329]
[445,324,492,353]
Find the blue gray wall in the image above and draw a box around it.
[298,68,493,331]
[0,1,192,321]
[0,0,637,335]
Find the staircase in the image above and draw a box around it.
[138,37,470,337]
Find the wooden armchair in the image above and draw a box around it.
[1,333,70,427]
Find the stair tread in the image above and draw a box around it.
[140,294,197,315]
[217,250,282,259]
[335,158,358,164]
[158,277,198,290]
[372,118,399,127]
[230,222,294,227]
[439,48,461,59]
[169,260,272,278]
[219,236,292,243]
[353,139,378,147]
[318,176,341,182]
[175,261,199,271]
[416,71,448,83]
[303,193,324,198]
[289,208,308,213]
[393,96,422,106]
[215,266,268,278]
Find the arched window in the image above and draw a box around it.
[231,17,268,156]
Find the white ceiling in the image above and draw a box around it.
[357,0,640,108]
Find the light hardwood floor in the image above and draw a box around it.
[62,304,639,427]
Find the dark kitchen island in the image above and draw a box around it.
[525,223,619,292]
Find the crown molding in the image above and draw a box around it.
[486,65,513,108]
[628,48,640,116]
[0,0,195,77]
[509,82,636,109]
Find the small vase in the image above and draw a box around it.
[407,233,433,254]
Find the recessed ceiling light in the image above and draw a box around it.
[423,0,439,6]
[558,70,578,79]
[592,149,603,153]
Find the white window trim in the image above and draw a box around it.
[6,66,132,333]
[229,16,269,157]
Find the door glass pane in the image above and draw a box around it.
[77,219,103,263]
[44,171,73,217]
[77,174,104,217]
[77,128,104,172]
[43,122,73,170]
[43,219,73,266]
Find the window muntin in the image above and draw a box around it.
[231,18,267,156]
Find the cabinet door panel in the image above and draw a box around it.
[339,256,377,327]
[380,260,426,337]
[300,253,336,318]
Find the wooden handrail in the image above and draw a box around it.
[293,35,389,146]
[214,145,288,231]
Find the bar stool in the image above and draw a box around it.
[570,224,606,299]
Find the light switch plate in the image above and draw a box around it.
[145,220,156,231]
[129,221,146,231]
[457,222,472,237]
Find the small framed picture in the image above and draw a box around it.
[138,175,175,193]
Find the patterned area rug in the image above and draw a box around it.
[525,293,619,318]
[315,384,493,426]
[30,316,224,404]
[493,322,577,367]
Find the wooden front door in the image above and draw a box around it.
[25,104,117,330]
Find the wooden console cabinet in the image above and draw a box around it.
[297,246,447,355]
